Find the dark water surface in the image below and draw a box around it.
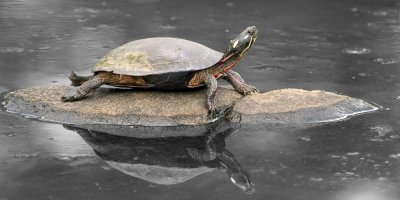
[1,0,400,199]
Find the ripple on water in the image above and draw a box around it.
[14,153,39,158]
[373,58,399,65]
[73,7,100,14]
[350,7,359,12]
[334,171,359,180]
[55,154,95,162]
[84,24,116,31]
[372,10,388,17]
[357,72,371,77]
[226,2,234,7]
[160,25,177,30]
[6,133,17,137]
[101,166,112,170]
[251,64,285,71]
[38,46,51,50]
[343,48,371,55]
[299,136,311,142]
[310,177,324,182]
[370,125,393,136]
[389,154,400,159]
[346,152,361,156]
[0,47,24,53]
[76,18,87,23]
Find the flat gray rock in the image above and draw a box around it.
[229,88,379,126]
[2,86,379,130]
[3,85,241,126]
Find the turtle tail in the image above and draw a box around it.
[69,71,92,86]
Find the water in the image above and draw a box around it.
[1,0,400,199]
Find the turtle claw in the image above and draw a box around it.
[61,88,83,102]
[207,103,221,121]
[61,94,77,102]
[68,71,92,86]
[68,71,79,85]
[69,71,77,79]
[206,100,218,120]
[207,110,218,121]
[241,84,259,95]
[207,105,232,121]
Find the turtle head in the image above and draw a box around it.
[212,26,257,76]
[225,26,258,56]
[224,26,258,62]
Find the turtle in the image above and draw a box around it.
[61,26,259,116]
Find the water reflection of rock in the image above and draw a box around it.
[63,123,255,194]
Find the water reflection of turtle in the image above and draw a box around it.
[64,125,255,194]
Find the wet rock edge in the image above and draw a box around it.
[228,98,380,125]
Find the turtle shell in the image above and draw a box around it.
[93,37,223,76]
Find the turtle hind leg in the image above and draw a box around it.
[69,71,93,86]
[223,70,259,95]
[61,75,104,102]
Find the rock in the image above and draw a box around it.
[2,86,379,129]
[230,88,379,126]
[3,85,242,126]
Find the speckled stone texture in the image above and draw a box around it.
[2,86,379,128]
[230,88,379,125]
[3,85,241,126]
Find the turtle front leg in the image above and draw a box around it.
[61,75,104,102]
[223,70,259,95]
[205,73,218,118]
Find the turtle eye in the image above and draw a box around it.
[247,29,255,35]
